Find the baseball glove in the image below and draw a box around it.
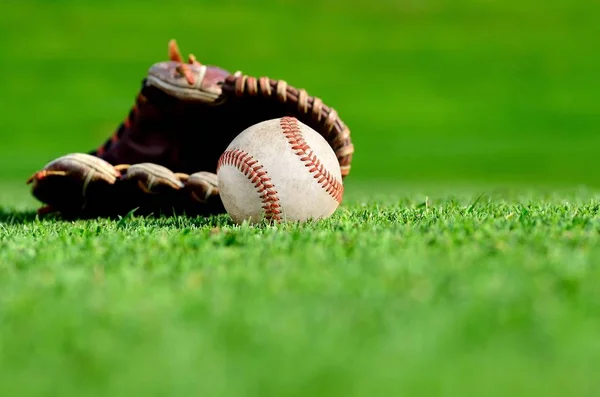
[27,39,354,218]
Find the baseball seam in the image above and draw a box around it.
[217,149,282,221]
[280,117,344,203]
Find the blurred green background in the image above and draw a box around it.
[0,0,599,191]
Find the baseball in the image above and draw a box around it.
[217,117,344,224]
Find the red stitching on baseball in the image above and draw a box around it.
[217,149,282,221]
[279,117,344,203]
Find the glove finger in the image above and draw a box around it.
[27,153,120,214]
[119,166,224,217]
[121,163,185,194]
[183,171,219,204]
[107,163,188,216]
[174,171,224,216]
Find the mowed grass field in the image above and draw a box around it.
[3,187,600,395]
[2,0,600,395]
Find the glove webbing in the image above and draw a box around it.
[222,74,354,178]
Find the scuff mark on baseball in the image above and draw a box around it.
[217,117,344,224]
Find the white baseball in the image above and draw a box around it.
[216,117,344,224]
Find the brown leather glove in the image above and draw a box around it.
[27,40,354,218]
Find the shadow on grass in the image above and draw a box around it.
[0,209,40,225]
[0,207,235,229]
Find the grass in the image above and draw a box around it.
[2,185,600,395]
